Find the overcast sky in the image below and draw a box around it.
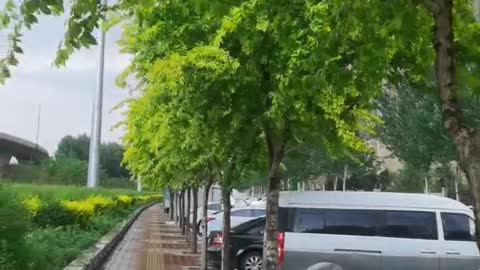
[0,15,131,155]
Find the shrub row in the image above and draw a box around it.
[22,193,162,227]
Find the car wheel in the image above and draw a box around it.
[239,251,263,270]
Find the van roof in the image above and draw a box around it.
[280,191,471,213]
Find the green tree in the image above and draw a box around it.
[355,0,480,242]
[41,158,89,186]
[202,4,382,269]
[56,134,90,161]
[100,143,129,178]
[392,164,427,193]
[378,86,456,171]
[285,143,380,191]
[56,134,129,178]
[377,84,457,191]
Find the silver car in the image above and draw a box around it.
[278,191,480,270]
[207,206,266,235]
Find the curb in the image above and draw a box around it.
[63,202,160,270]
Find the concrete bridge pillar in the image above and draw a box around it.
[0,153,12,179]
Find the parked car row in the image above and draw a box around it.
[193,200,265,235]
[206,207,266,235]
[207,191,480,270]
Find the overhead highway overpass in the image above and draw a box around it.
[0,132,49,176]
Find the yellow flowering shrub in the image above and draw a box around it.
[23,196,42,216]
[136,194,163,202]
[136,195,150,202]
[149,194,163,201]
[85,195,115,210]
[116,195,134,208]
[62,200,96,219]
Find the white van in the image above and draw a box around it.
[278,191,480,270]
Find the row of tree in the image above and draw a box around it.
[3,0,480,270]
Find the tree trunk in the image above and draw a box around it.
[178,192,182,227]
[424,0,480,249]
[334,176,338,191]
[175,192,179,224]
[221,186,232,270]
[179,192,182,228]
[201,179,212,270]
[321,175,326,191]
[455,164,461,201]
[263,130,286,270]
[264,157,283,270]
[187,188,192,242]
[343,165,349,191]
[424,177,430,194]
[170,189,175,221]
[192,187,199,254]
[181,190,186,235]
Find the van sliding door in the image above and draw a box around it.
[380,211,440,270]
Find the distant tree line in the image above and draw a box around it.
[55,134,130,178]
[3,134,133,189]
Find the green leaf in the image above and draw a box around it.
[13,46,23,54]
[80,32,97,47]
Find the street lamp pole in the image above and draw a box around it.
[87,0,107,188]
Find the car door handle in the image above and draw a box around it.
[445,251,461,255]
[334,248,382,254]
[420,250,437,254]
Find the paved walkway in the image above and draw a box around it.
[102,204,200,270]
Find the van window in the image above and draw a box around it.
[441,213,475,241]
[278,207,292,232]
[382,211,437,240]
[324,209,381,236]
[293,209,324,233]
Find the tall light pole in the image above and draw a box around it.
[35,104,41,147]
[87,0,107,188]
[137,176,142,192]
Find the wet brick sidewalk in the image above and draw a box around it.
[102,204,200,270]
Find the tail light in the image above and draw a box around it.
[207,217,216,223]
[278,232,285,265]
[210,233,223,249]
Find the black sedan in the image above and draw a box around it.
[207,217,265,270]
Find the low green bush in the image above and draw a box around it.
[26,226,100,270]
[0,188,32,270]
[34,203,78,228]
